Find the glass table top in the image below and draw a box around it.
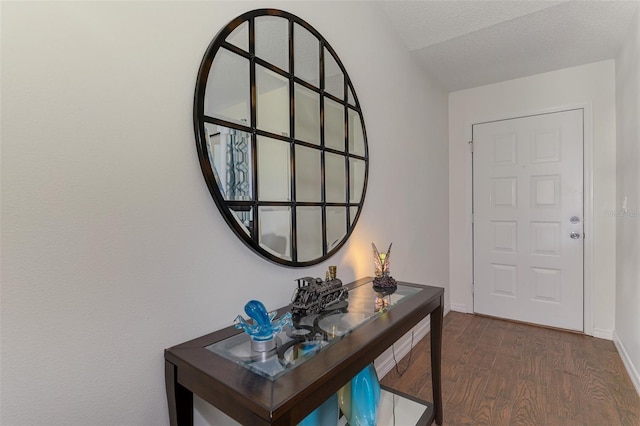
[206,280,422,380]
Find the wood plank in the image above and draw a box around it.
[510,379,546,425]
[546,370,583,422]
[444,366,489,417]
[484,354,519,400]
[488,397,512,426]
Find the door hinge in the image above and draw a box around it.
[468,140,474,152]
[471,213,474,223]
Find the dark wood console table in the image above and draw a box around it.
[164,278,444,425]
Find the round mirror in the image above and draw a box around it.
[194,9,369,267]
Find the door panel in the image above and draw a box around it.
[473,109,584,331]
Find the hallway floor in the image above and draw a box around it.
[381,311,640,425]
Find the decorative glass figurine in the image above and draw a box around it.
[338,364,381,426]
[371,242,397,289]
[234,300,292,352]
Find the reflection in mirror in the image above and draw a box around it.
[227,21,249,52]
[231,206,253,237]
[348,87,356,106]
[205,123,253,201]
[324,48,344,99]
[204,123,222,187]
[205,49,250,125]
[258,136,290,201]
[295,145,321,202]
[297,207,322,261]
[348,109,365,156]
[255,16,289,71]
[349,158,366,203]
[295,84,320,144]
[257,65,290,136]
[325,153,346,203]
[259,206,291,260]
[324,98,344,151]
[350,206,359,226]
[326,207,347,251]
[294,23,319,87]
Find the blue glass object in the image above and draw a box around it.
[348,364,381,426]
[234,300,292,341]
[298,393,338,426]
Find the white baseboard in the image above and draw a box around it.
[449,303,468,313]
[613,331,640,397]
[376,306,451,379]
[593,327,614,340]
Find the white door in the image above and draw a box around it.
[472,109,584,331]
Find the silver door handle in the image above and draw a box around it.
[570,232,581,239]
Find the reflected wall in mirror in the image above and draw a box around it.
[194,9,369,266]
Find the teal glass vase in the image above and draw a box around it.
[338,364,381,426]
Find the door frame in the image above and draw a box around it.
[467,104,594,335]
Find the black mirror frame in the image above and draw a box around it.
[194,9,369,267]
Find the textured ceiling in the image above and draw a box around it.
[377,0,640,91]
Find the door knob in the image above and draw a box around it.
[570,232,581,239]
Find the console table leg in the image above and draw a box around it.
[165,360,194,426]
[430,298,444,425]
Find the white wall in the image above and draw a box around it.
[449,60,617,337]
[615,7,640,395]
[0,2,449,425]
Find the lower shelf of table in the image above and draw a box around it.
[337,385,434,426]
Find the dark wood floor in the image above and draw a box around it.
[381,312,640,425]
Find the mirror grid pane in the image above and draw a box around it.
[325,153,346,203]
[294,23,320,87]
[295,145,322,202]
[257,136,291,201]
[296,207,323,261]
[324,47,344,99]
[259,206,292,260]
[204,123,224,189]
[257,65,290,137]
[326,207,347,251]
[205,49,251,126]
[348,108,366,156]
[349,158,366,203]
[350,206,359,226]
[294,84,320,145]
[205,124,253,201]
[226,22,249,52]
[348,86,355,106]
[231,206,253,238]
[324,98,345,151]
[255,16,289,71]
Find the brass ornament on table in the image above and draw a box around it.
[329,266,337,279]
[371,242,397,291]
